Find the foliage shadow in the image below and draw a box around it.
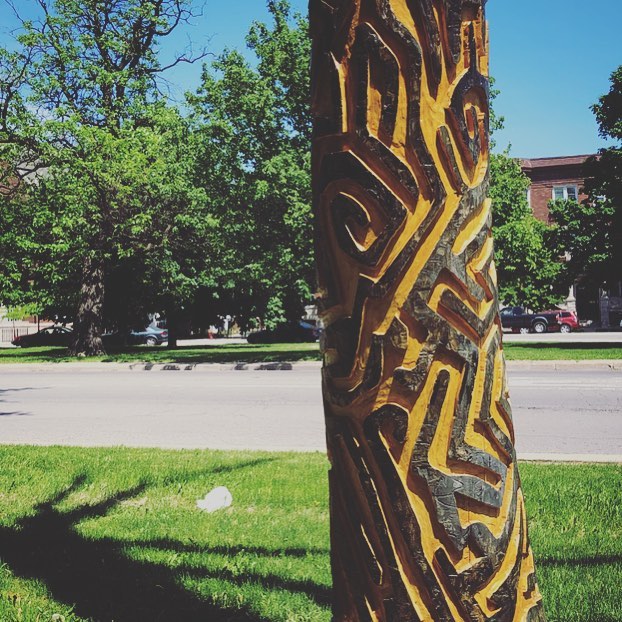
[0,457,330,622]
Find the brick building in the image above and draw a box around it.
[520,154,592,222]
[520,154,621,325]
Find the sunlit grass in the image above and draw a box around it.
[2,340,622,364]
[0,447,619,621]
[504,342,622,361]
[0,447,330,622]
[0,342,321,364]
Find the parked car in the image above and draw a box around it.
[499,307,562,334]
[103,326,168,347]
[541,310,579,333]
[246,320,321,344]
[11,325,73,347]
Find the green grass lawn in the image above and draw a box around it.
[0,447,619,622]
[2,340,622,364]
[504,342,622,361]
[0,342,321,365]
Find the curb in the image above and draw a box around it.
[0,362,132,373]
[2,359,622,373]
[126,360,622,372]
[0,361,324,373]
[126,361,323,372]
[519,453,622,464]
[506,360,622,371]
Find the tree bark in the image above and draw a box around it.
[310,1,546,620]
[70,254,105,356]
[166,303,178,349]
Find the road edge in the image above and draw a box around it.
[1,359,622,373]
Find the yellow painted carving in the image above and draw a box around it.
[312,0,545,619]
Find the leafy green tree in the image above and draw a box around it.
[489,152,531,227]
[0,0,207,355]
[486,75,567,309]
[488,76,505,145]
[0,186,40,311]
[97,108,218,348]
[188,0,313,328]
[493,210,565,310]
[548,198,614,288]
[592,65,622,144]
[187,6,563,322]
[547,66,621,299]
[489,152,565,309]
[1,105,216,349]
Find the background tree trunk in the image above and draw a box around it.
[70,254,105,356]
[310,1,546,620]
[166,303,178,350]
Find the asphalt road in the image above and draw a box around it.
[502,331,622,344]
[1,364,621,460]
[173,331,622,347]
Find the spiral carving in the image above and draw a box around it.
[310,1,546,620]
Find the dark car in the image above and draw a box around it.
[246,321,320,344]
[11,325,73,347]
[499,307,561,334]
[127,326,168,346]
[103,326,168,347]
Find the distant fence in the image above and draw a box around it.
[0,325,38,343]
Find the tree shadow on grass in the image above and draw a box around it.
[102,344,320,365]
[126,539,332,608]
[0,345,320,365]
[0,457,330,622]
[132,538,330,558]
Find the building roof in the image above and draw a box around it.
[520,155,594,169]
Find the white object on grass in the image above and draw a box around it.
[196,486,233,513]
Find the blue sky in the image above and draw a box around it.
[486,0,620,157]
[1,0,620,157]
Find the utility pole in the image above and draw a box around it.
[310,1,546,619]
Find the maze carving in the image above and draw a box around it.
[310,1,546,620]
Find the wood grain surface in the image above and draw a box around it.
[310,1,546,620]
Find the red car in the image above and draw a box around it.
[538,310,580,333]
[555,310,580,333]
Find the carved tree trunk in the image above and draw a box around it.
[310,1,546,620]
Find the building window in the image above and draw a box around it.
[552,185,578,201]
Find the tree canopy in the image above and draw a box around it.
[0,0,210,354]
[487,78,566,311]
[188,0,313,328]
[489,152,565,310]
[548,65,622,298]
[1,0,591,349]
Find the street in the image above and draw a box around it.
[175,331,622,347]
[502,331,622,344]
[1,363,621,459]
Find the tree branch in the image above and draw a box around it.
[155,47,212,73]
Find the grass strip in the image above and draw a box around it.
[0,446,619,621]
[504,342,622,360]
[2,341,622,364]
[0,342,321,365]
